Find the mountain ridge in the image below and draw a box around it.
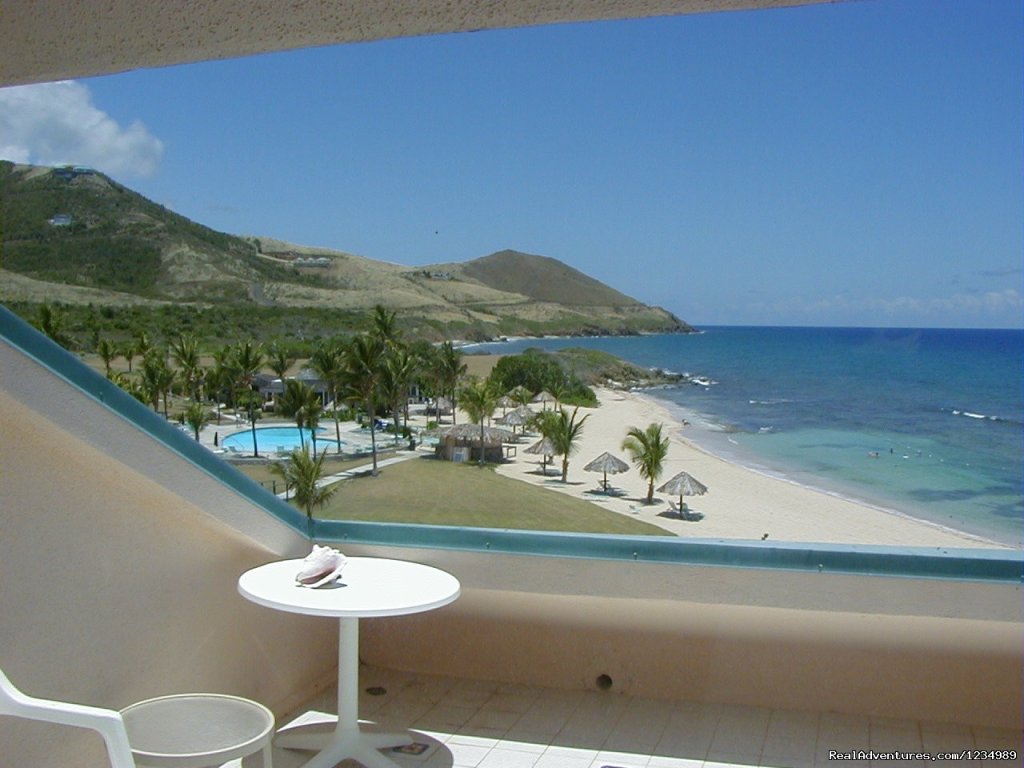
[0,162,692,339]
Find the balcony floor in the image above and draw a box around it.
[269,665,1021,768]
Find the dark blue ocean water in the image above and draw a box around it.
[470,327,1023,547]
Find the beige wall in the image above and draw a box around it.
[363,587,1022,729]
[350,540,1021,730]
[0,344,335,767]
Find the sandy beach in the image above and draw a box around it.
[487,386,1003,548]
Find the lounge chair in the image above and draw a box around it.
[0,667,274,767]
[669,500,705,521]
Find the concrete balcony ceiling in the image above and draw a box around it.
[1,0,833,87]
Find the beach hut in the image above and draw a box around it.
[433,423,514,463]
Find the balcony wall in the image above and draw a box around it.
[357,547,1022,729]
[0,340,335,766]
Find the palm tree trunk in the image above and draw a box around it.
[333,387,342,454]
[369,423,378,474]
[367,399,379,474]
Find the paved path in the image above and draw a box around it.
[275,451,422,498]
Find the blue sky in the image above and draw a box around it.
[1,0,1021,328]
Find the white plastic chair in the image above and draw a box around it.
[0,668,274,767]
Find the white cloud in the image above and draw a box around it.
[0,81,163,177]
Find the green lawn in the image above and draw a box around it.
[307,456,673,536]
[231,453,376,491]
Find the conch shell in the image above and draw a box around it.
[295,545,347,588]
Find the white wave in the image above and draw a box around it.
[951,408,1002,422]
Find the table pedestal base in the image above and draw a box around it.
[277,617,414,768]
[275,711,412,768]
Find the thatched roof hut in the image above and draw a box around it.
[432,422,515,463]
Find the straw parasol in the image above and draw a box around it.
[531,390,556,410]
[525,436,556,475]
[496,405,533,434]
[657,471,708,515]
[583,451,630,492]
[496,394,517,415]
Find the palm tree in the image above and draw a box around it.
[208,346,235,424]
[303,392,324,457]
[538,406,589,483]
[170,334,202,401]
[436,341,467,425]
[343,334,386,475]
[35,304,71,348]
[265,340,295,410]
[407,340,441,418]
[266,342,296,382]
[231,339,265,428]
[271,446,339,537]
[133,330,153,362]
[121,341,137,374]
[183,401,209,441]
[309,340,345,453]
[459,378,500,465]
[371,304,401,348]
[278,379,321,452]
[380,346,416,442]
[96,338,117,377]
[621,422,670,504]
[111,371,147,404]
[237,388,263,457]
[139,349,173,415]
[231,340,264,391]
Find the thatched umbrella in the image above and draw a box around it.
[657,471,708,516]
[531,390,556,410]
[496,405,533,434]
[583,451,630,492]
[525,436,556,475]
[496,394,517,415]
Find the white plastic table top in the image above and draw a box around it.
[237,556,461,618]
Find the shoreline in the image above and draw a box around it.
[491,386,1011,549]
[638,389,1020,549]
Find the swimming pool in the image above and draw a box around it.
[221,426,339,453]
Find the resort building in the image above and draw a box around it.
[0,2,1020,767]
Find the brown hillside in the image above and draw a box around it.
[453,250,640,307]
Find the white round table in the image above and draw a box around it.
[238,557,460,768]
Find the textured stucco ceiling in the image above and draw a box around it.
[2,0,837,88]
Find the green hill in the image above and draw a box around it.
[0,162,692,341]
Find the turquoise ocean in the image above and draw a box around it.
[470,327,1023,548]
